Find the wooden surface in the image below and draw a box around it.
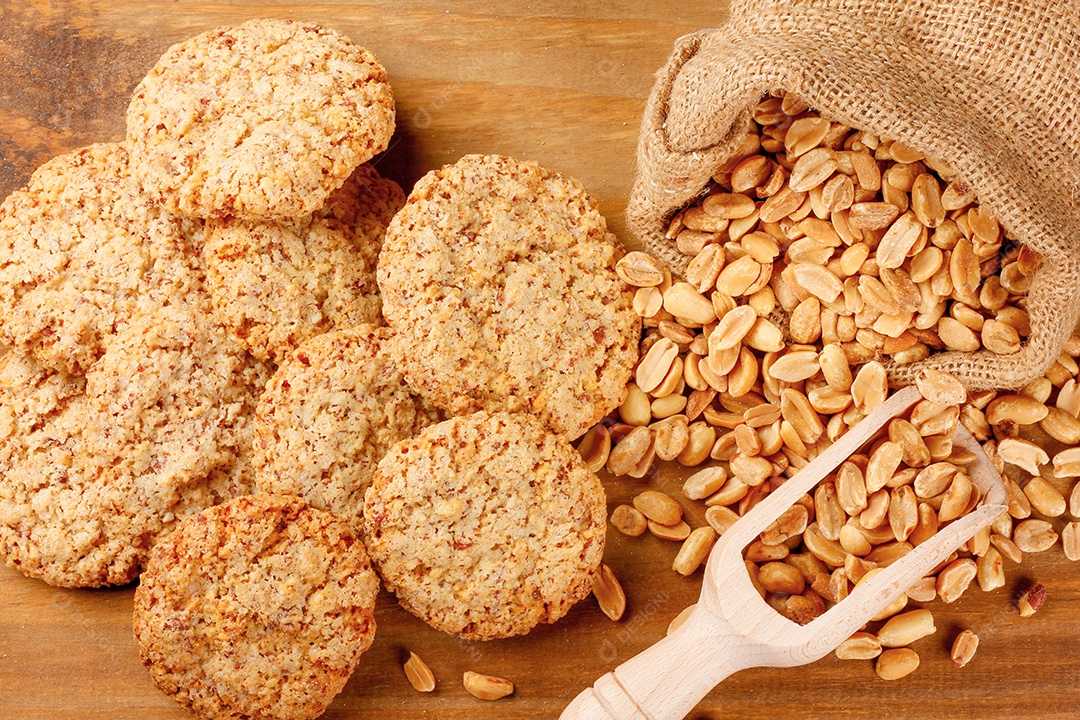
[1,2,1079,719]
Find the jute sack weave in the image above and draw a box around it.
[628,0,1080,391]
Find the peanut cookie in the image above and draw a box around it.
[363,411,606,640]
[0,303,268,589]
[77,301,270,583]
[134,494,379,720]
[0,142,203,375]
[376,154,639,439]
[252,325,440,528]
[126,18,395,220]
[203,164,405,362]
[0,352,109,587]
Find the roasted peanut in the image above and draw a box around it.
[463,671,514,701]
[951,630,979,668]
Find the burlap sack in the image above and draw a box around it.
[628,0,1080,391]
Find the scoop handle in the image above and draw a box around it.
[559,605,752,720]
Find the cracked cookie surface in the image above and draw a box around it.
[203,164,404,362]
[252,324,440,528]
[0,142,204,375]
[126,18,394,220]
[0,299,268,589]
[377,154,639,440]
[363,411,606,640]
[134,494,379,720]
[0,351,105,588]
[77,302,268,584]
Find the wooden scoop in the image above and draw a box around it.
[561,385,1007,720]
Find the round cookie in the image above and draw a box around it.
[376,154,640,440]
[81,297,270,511]
[202,164,405,362]
[134,494,379,720]
[126,18,395,220]
[77,301,270,583]
[0,142,204,375]
[362,411,606,640]
[252,325,440,527]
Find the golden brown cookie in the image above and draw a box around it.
[0,352,109,587]
[83,299,268,487]
[362,411,606,640]
[126,18,395,220]
[252,325,440,528]
[0,297,272,588]
[0,142,204,375]
[376,154,640,440]
[202,164,405,362]
[134,494,379,720]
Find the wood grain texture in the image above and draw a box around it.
[1,2,1079,719]
[563,389,1010,720]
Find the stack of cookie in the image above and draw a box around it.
[0,18,400,720]
[0,17,640,720]
[365,153,642,640]
[0,17,401,589]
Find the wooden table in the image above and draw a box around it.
[1,2,1079,719]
